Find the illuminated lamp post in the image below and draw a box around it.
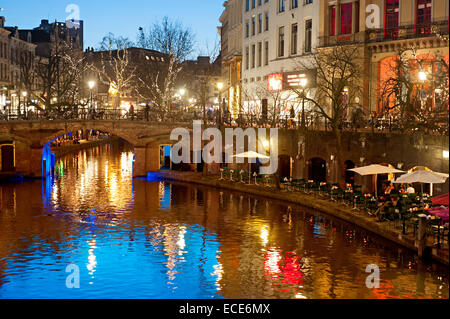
[22,91,28,118]
[418,71,427,111]
[178,88,185,111]
[88,80,95,119]
[217,82,224,125]
[299,78,307,129]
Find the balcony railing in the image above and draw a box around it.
[366,20,448,43]
[318,20,449,47]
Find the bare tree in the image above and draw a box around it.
[19,39,88,118]
[93,34,136,114]
[242,81,287,127]
[182,40,221,124]
[290,45,364,184]
[136,17,195,119]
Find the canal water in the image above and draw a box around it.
[0,142,448,299]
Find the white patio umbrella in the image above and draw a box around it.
[392,169,448,196]
[348,164,404,197]
[233,151,270,183]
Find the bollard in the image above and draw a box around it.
[416,214,427,259]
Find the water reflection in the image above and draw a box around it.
[0,143,448,299]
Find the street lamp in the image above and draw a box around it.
[22,91,28,117]
[418,71,427,110]
[418,71,427,82]
[217,82,224,125]
[299,78,307,129]
[88,81,95,119]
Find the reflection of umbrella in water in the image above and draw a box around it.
[233,151,270,183]
[392,169,448,197]
[348,164,404,197]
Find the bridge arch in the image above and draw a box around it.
[0,120,183,178]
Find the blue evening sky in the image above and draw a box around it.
[0,0,223,57]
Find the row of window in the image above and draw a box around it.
[244,41,269,70]
[245,12,269,38]
[384,0,432,36]
[328,0,432,37]
[243,75,267,84]
[329,1,360,36]
[0,42,7,59]
[244,19,313,71]
[278,0,313,13]
[245,0,269,12]
[278,19,312,57]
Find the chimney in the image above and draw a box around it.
[0,16,5,28]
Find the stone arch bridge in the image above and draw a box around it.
[0,120,188,177]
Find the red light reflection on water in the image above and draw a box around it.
[371,279,434,299]
[264,249,304,291]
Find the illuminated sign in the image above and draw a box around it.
[267,73,283,91]
[286,73,307,88]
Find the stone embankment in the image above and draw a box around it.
[157,170,449,266]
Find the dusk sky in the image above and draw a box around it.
[0,0,223,56]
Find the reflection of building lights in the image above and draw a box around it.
[87,237,97,279]
[295,292,307,299]
[264,248,281,275]
[211,259,223,291]
[262,139,269,149]
[260,225,269,245]
[443,150,449,159]
[176,226,187,252]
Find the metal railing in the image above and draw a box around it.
[1,107,448,135]
[318,21,449,47]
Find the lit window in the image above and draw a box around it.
[416,0,432,34]
[384,0,399,39]
[340,2,352,35]
[329,6,336,36]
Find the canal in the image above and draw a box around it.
[0,142,448,299]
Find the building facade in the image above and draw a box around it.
[318,0,449,115]
[223,0,449,122]
[220,0,244,119]
[241,0,321,120]
[0,17,36,116]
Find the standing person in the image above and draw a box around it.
[129,104,135,120]
[145,103,150,121]
[406,184,415,194]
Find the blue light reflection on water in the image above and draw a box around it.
[0,145,223,299]
[0,205,223,298]
[1,143,449,299]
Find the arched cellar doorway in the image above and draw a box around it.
[309,157,326,182]
[0,144,15,172]
[345,160,355,186]
[278,155,291,179]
